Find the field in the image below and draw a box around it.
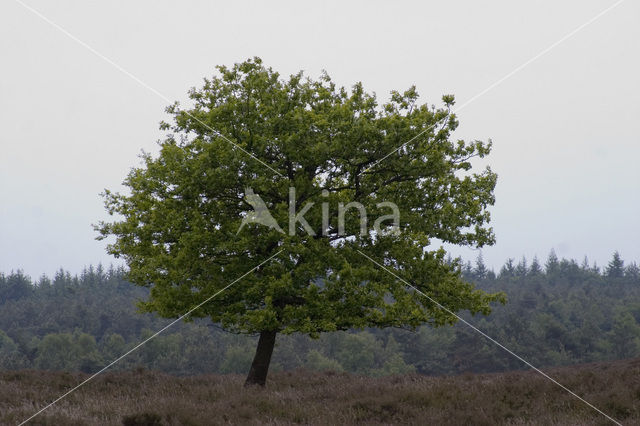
[2,358,640,426]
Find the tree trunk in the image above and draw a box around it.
[244,330,277,387]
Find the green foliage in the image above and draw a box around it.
[0,330,26,369]
[305,349,344,372]
[101,333,126,361]
[375,353,416,376]
[607,251,625,278]
[0,330,18,353]
[608,311,640,358]
[332,332,378,374]
[3,250,640,377]
[35,330,102,373]
[95,57,502,341]
[220,345,254,374]
[0,270,32,302]
[456,251,640,371]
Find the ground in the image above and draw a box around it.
[2,358,640,425]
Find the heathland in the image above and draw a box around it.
[3,358,639,425]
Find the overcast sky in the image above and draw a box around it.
[1,0,638,280]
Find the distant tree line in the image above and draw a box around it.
[1,251,639,376]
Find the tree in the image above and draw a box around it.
[529,256,543,276]
[0,271,33,303]
[474,253,488,280]
[35,331,102,372]
[608,311,640,358]
[515,256,528,276]
[606,251,624,278]
[97,57,503,386]
[101,333,126,362]
[500,258,515,278]
[546,250,559,275]
[305,349,343,372]
[0,329,26,369]
[625,262,640,280]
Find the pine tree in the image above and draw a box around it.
[545,249,559,275]
[529,256,542,276]
[474,253,488,280]
[606,251,624,278]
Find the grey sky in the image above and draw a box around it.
[1,0,638,280]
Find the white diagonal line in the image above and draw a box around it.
[363,0,626,174]
[356,249,622,426]
[19,249,284,426]
[13,0,284,178]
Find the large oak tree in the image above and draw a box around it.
[97,57,503,386]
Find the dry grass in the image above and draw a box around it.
[2,358,640,425]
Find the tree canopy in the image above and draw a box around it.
[96,57,503,385]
